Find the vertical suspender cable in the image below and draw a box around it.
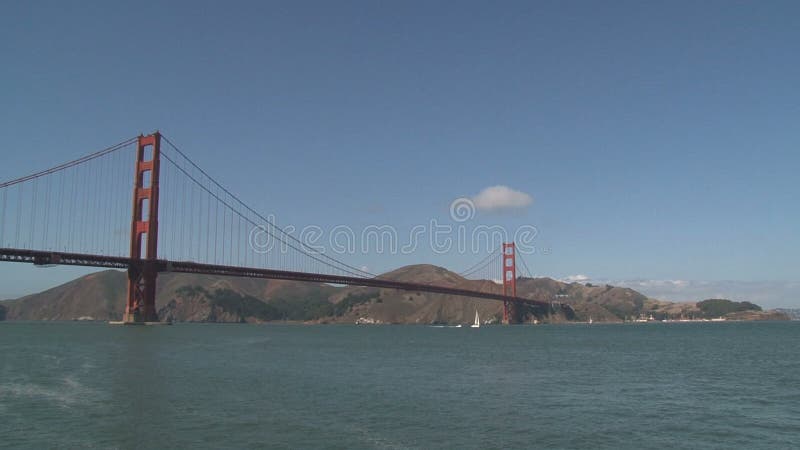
[99,155,108,253]
[29,178,37,248]
[0,188,6,247]
[82,162,90,251]
[197,170,202,262]
[222,197,227,265]
[206,187,211,265]
[188,174,194,261]
[180,164,187,261]
[57,169,65,251]
[117,150,126,256]
[78,163,86,251]
[91,158,99,252]
[42,171,50,249]
[214,185,218,265]
[88,158,95,253]
[107,151,117,254]
[16,184,22,248]
[234,212,239,266]
[66,168,74,250]
[170,162,177,260]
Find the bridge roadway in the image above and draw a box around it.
[0,248,564,312]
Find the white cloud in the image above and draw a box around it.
[562,274,590,283]
[608,279,800,309]
[623,279,688,289]
[471,185,533,212]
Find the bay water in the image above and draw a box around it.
[1,321,798,449]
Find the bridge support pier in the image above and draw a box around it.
[124,261,159,322]
[123,133,161,324]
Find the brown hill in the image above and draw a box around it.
[328,268,653,324]
[1,265,785,324]
[2,270,336,322]
[4,270,127,320]
[515,279,650,322]
[327,264,507,324]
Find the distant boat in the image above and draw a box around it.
[471,310,481,328]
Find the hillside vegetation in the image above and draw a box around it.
[0,266,788,324]
[697,299,761,318]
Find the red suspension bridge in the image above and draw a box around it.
[0,133,571,324]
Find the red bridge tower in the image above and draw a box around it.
[123,132,161,323]
[502,242,517,324]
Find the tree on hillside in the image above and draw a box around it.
[697,299,761,318]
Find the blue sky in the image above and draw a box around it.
[1,1,798,305]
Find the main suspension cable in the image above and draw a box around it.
[160,135,375,278]
[0,137,138,189]
[459,246,502,278]
[159,149,371,279]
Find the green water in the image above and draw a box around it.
[1,321,798,449]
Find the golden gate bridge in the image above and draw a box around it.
[0,133,571,324]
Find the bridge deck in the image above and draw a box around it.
[0,248,555,309]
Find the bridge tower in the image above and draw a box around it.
[123,132,161,323]
[502,242,517,324]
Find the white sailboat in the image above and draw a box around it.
[471,310,481,328]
